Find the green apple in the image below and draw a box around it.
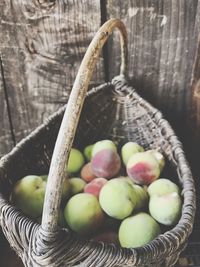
[84,144,94,162]
[64,193,104,235]
[145,150,165,172]
[69,177,86,195]
[121,142,144,165]
[12,175,46,218]
[99,178,137,220]
[148,178,180,197]
[149,192,182,226]
[67,148,85,174]
[119,212,161,248]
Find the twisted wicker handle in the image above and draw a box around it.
[41,19,128,232]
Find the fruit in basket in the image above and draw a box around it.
[67,148,85,174]
[117,176,135,185]
[69,177,86,195]
[116,177,148,211]
[99,178,136,219]
[121,142,144,165]
[64,193,104,235]
[12,175,47,218]
[149,192,182,225]
[41,175,71,201]
[84,144,94,161]
[92,140,117,157]
[145,150,165,172]
[91,149,121,179]
[133,184,149,211]
[148,178,180,197]
[84,178,107,198]
[81,162,96,182]
[118,212,161,248]
[126,152,160,185]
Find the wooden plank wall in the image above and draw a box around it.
[0,0,104,155]
[0,57,14,157]
[0,0,200,175]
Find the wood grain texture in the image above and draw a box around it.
[106,0,200,136]
[0,58,14,157]
[0,0,104,150]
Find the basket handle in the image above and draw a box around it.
[41,19,128,232]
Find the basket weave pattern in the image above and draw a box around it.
[0,19,196,267]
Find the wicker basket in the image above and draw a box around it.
[0,19,196,267]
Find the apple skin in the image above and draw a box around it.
[69,177,86,195]
[126,152,160,185]
[92,140,117,158]
[67,148,85,174]
[64,193,104,235]
[145,150,165,172]
[12,175,46,218]
[147,178,180,197]
[121,142,144,165]
[81,163,96,182]
[84,144,94,162]
[91,149,121,179]
[84,178,107,198]
[149,192,182,226]
[99,178,137,220]
[116,177,148,211]
[118,212,161,248]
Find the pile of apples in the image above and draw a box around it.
[11,140,182,248]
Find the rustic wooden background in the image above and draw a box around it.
[0,0,200,169]
[0,0,200,265]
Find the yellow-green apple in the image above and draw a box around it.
[148,178,180,197]
[69,177,86,195]
[12,175,46,218]
[99,178,136,219]
[149,192,182,225]
[84,144,94,162]
[121,142,144,165]
[66,148,85,174]
[64,193,104,235]
[145,150,165,172]
[119,212,161,248]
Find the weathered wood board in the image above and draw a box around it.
[0,57,14,157]
[0,0,104,154]
[106,0,200,133]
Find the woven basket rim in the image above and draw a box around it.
[0,77,196,265]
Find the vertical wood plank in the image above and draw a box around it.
[106,0,199,135]
[0,59,14,157]
[0,0,104,145]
